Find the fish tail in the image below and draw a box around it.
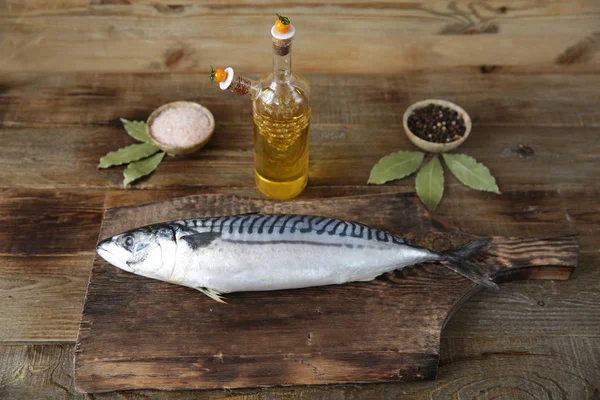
[437,238,498,289]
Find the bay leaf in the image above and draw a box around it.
[442,153,501,194]
[367,151,424,184]
[123,152,165,186]
[98,143,160,169]
[416,156,444,211]
[121,118,152,143]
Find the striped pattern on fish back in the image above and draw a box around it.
[175,214,405,245]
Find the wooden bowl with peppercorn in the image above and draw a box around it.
[403,99,471,153]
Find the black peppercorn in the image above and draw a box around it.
[407,104,466,143]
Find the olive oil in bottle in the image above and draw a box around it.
[211,15,311,200]
[253,84,310,199]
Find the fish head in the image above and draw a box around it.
[96,224,178,279]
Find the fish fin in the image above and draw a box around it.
[357,276,377,282]
[438,238,498,289]
[198,287,227,304]
[448,238,492,259]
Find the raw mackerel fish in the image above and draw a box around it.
[96,213,497,302]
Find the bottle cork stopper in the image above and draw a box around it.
[272,25,295,56]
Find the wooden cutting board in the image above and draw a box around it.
[74,193,579,393]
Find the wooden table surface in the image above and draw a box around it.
[2,3,600,396]
[1,70,599,399]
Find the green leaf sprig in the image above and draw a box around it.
[98,119,166,187]
[276,14,291,25]
[367,151,424,185]
[416,156,444,211]
[209,66,216,83]
[368,151,500,211]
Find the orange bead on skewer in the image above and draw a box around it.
[274,14,291,33]
[213,68,227,83]
[209,67,228,83]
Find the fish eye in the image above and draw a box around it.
[123,235,134,248]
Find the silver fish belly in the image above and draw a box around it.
[96,213,496,303]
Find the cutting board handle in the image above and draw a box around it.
[487,234,579,282]
[441,234,579,332]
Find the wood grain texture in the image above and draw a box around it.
[5,335,599,398]
[1,73,599,190]
[2,72,599,128]
[444,250,599,339]
[0,1,599,73]
[0,190,105,255]
[2,124,598,190]
[74,193,579,392]
[100,185,600,236]
[0,345,78,400]
[0,255,92,343]
[0,61,598,396]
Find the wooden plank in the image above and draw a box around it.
[1,72,599,191]
[102,186,600,240]
[440,336,600,374]
[0,189,103,343]
[0,190,105,255]
[2,0,599,16]
[0,123,598,190]
[0,255,91,343]
[2,73,599,128]
[101,185,600,233]
[102,186,426,209]
[0,2,599,73]
[434,186,600,238]
[3,337,599,398]
[0,345,83,400]
[74,193,579,392]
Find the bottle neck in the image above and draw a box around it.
[227,75,260,100]
[226,37,294,99]
[272,38,293,81]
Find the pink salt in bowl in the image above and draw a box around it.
[146,101,215,156]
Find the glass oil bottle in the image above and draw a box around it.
[211,16,311,200]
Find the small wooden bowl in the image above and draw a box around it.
[403,99,471,153]
[146,101,215,156]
